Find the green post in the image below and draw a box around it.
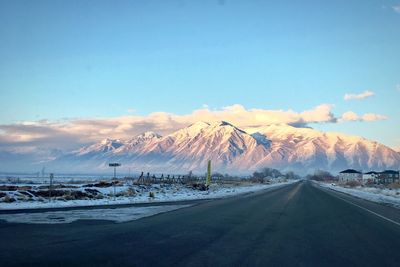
[206,160,212,186]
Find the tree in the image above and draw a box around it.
[285,171,300,180]
[251,167,286,183]
[213,172,224,180]
[252,167,282,179]
[307,170,336,181]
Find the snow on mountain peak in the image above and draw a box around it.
[100,138,122,145]
[77,138,124,155]
[214,121,233,127]
[136,131,162,139]
[51,121,400,174]
[187,121,210,131]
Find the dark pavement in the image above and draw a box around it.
[1,181,400,267]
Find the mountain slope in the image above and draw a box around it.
[245,124,400,173]
[44,122,400,174]
[139,121,271,171]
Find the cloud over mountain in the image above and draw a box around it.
[0,104,387,154]
[340,111,387,122]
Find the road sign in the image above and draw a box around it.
[109,163,121,167]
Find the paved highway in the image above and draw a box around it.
[1,181,400,266]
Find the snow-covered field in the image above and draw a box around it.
[0,180,298,210]
[316,182,400,208]
[0,204,192,224]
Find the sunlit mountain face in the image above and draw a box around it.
[17,121,394,175]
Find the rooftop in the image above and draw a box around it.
[340,169,362,174]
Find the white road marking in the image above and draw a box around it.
[287,182,302,201]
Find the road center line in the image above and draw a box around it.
[287,182,302,201]
[317,185,400,228]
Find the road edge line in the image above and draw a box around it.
[316,183,400,228]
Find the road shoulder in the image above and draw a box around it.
[313,182,400,227]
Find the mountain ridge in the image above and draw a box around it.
[47,121,400,174]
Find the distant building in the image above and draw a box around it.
[362,171,379,184]
[339,169,362,183]
[376,170,400,184]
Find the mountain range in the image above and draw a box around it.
[43,121,400,175]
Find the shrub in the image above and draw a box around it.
[387,183,400,189]
[84,188,101,195]
[149,192,155,198]
[94,194,104,199]
[3,195,16,203]
[0,185,18,191]
[307,170,336,182]
[64,191,90,200]
[252,168,282,181]
[191,183,208,191]
[249,176,265,183]
[126,187,136,196]
[345,180,362,187]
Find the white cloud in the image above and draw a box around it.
[340,111,387,122]
[0,104,388,151]
[362,113,387,121]
[393,5,400,14]
[176,104,337,127]
[344,90,375,101]
[341,111,359,121]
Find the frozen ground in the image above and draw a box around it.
[317,182,400,208]
[0,204,192,224]
[0,180,298,210]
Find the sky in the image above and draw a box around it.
[0,0,399,152]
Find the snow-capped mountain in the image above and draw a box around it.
[136,121,271,172]
[76,138,124,156]
[245,124,400,173]
[42,122,400,174]
[114,132,162,154]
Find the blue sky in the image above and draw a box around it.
[0,0,399,149]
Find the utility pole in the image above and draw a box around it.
[49,173,54,202]
[109,163,121,200]
[206,160,212,187]
[41,166,46,178]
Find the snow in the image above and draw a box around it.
[0,204,192,224]
[2,122,400,174]
[30,122,400,174]
[0,180,298,210]
[316,182,400,208]
[245,124,400,173]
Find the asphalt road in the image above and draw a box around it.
[1,181,400,267]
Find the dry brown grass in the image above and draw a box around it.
[2,195,16,203]
[387,182,400,189]
[345,180,362,187]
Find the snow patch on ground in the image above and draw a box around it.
[0,180,298,210]
[0,204,191,224]
[317,182,400,208]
